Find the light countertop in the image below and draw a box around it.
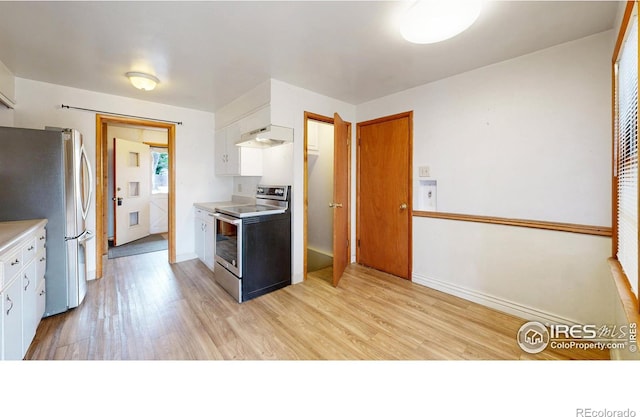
[0,219,47,254]
[193,201,235,212]
[194,195,255,213]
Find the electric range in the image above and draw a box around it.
[213,185,291,302]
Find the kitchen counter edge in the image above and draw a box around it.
[0,219,48,253]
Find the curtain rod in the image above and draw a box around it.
[60,104,183,125]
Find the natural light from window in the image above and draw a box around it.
[151,148,168,194]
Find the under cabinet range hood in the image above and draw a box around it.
[235,124,293,148]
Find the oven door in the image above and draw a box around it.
[214,213,242,277]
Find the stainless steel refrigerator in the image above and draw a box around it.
[0,126,93,316]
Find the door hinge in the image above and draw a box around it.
[357,239,360,247]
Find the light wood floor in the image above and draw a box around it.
[25,250,609,360]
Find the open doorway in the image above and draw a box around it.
[306,116,335,283]
[303,111,351,287]
[95,114,176,279]
[107,125,169,259]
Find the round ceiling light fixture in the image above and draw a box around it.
[399,0,483,44]
[125,71,160,91]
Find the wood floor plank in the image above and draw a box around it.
[23,251,609,360]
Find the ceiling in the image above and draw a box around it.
[0,1,620,113]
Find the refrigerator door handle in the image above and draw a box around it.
[65,229,93,242]
[79,229,94,243]
[80,144,93,221]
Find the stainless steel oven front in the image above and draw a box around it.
[213,213,242,278]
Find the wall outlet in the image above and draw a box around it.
[419,166,430,177]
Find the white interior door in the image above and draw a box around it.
[114,138,151,246]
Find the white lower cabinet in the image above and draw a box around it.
[21,261,37,357]
[1,276,22,360]
[194,208,216,271]
[0,220,47,360]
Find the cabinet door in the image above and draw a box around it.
[241,106,270,133]
[194,211,205,262]
[214,128,227,176]
[2,277,23,360]
[203,214,216,270]
[22,261,37,357]
[36,280,46,327]
[225,123,241,175]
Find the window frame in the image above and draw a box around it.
[612,0,640,313]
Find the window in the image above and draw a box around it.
[613,2,639,300]
[151,148,168,194]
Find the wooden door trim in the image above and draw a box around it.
[95,114,176,279]
[356,111,413,279]
[303,111,351,281]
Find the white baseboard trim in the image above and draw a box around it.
[175,252,198,263]
[412,272,581,326]
[88,269,96,281]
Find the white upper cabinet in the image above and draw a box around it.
[239,106,271,134]
[215,121,263,177]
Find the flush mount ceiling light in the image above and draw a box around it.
[125,71,160,91]
[399,0,483,44]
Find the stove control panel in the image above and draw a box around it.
[256,185,290,201]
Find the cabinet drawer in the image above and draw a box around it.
[22,237,37,264]
[36,228,46,252]
[36,250,46,290]
[195,208,204,221]
[0,247,23,289]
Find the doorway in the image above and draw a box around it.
[303,111,351,287]
[306,117,335,281]
[356,112,412,280]
[107,128,169,258]
[95,114,176,279]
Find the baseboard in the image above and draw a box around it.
[412,272,581,326]
[88,269,96,281]
[175,252,198,263]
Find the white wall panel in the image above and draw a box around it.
[13,78,231,275]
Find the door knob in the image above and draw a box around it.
[329,203,343,208]
[400,203,408,210]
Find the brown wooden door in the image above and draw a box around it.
[332,113,350,287]
[357,112,412,279]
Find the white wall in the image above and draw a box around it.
[214,78,356,284]
[232,176,261,198]
[413,217,613,325]
[356,31,615,325]
[13,77,231,276]
[269,79,356,284]
[307,120,334,255]
[359,31,613,226]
